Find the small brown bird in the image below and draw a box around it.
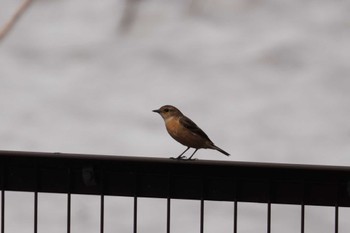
[153,105,230,160]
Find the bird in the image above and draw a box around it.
[153,105,230,160]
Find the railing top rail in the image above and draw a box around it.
[1,150,350,207]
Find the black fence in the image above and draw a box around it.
[1,150,350,233]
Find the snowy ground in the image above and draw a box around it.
[1,0,350,232]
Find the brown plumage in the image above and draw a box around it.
[153,105,230,160]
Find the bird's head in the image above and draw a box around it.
[153,105,183,120]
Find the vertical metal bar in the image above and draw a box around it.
[166,173,171,233]
[34,191,38,233]
[1,190,4,233]
[100,194,104,233]
[335,205,339,233]
[1,162,5,233]
[233,200,237,233]
[301,182,305,233]
[166,197,171,233]
[133,171,138,233]
[67,193,71,233]
[301,204,305,233]
[200,176,205,233]
[267,202,271,233]
[67,168,71,233]
[233,178,238,233]
[34,163,39,233]
[267,181,272,233]
[100,170,105,233]
[335,182,339,233]
[133,196,137,233]
[200,199,204,233]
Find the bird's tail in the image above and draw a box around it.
[211,145,230,156]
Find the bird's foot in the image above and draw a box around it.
[170,156,187,160]
[187,157,198,161]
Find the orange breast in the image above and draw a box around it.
[165,117,181,137]
[165,117,209,149]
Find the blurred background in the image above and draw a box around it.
[1,0,350,232]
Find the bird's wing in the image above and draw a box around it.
[179,116,211,141]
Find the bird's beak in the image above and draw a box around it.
[152,109,160,113]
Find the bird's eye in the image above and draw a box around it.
[164,108,169,113]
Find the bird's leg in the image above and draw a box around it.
[176,147,190,159]
[187,149,198,160]
[171,147,190,160]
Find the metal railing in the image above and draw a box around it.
[1,150,350,233]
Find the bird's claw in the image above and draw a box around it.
[187,158,198,161]
[170,156,198,161]
[170,156,187,160]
